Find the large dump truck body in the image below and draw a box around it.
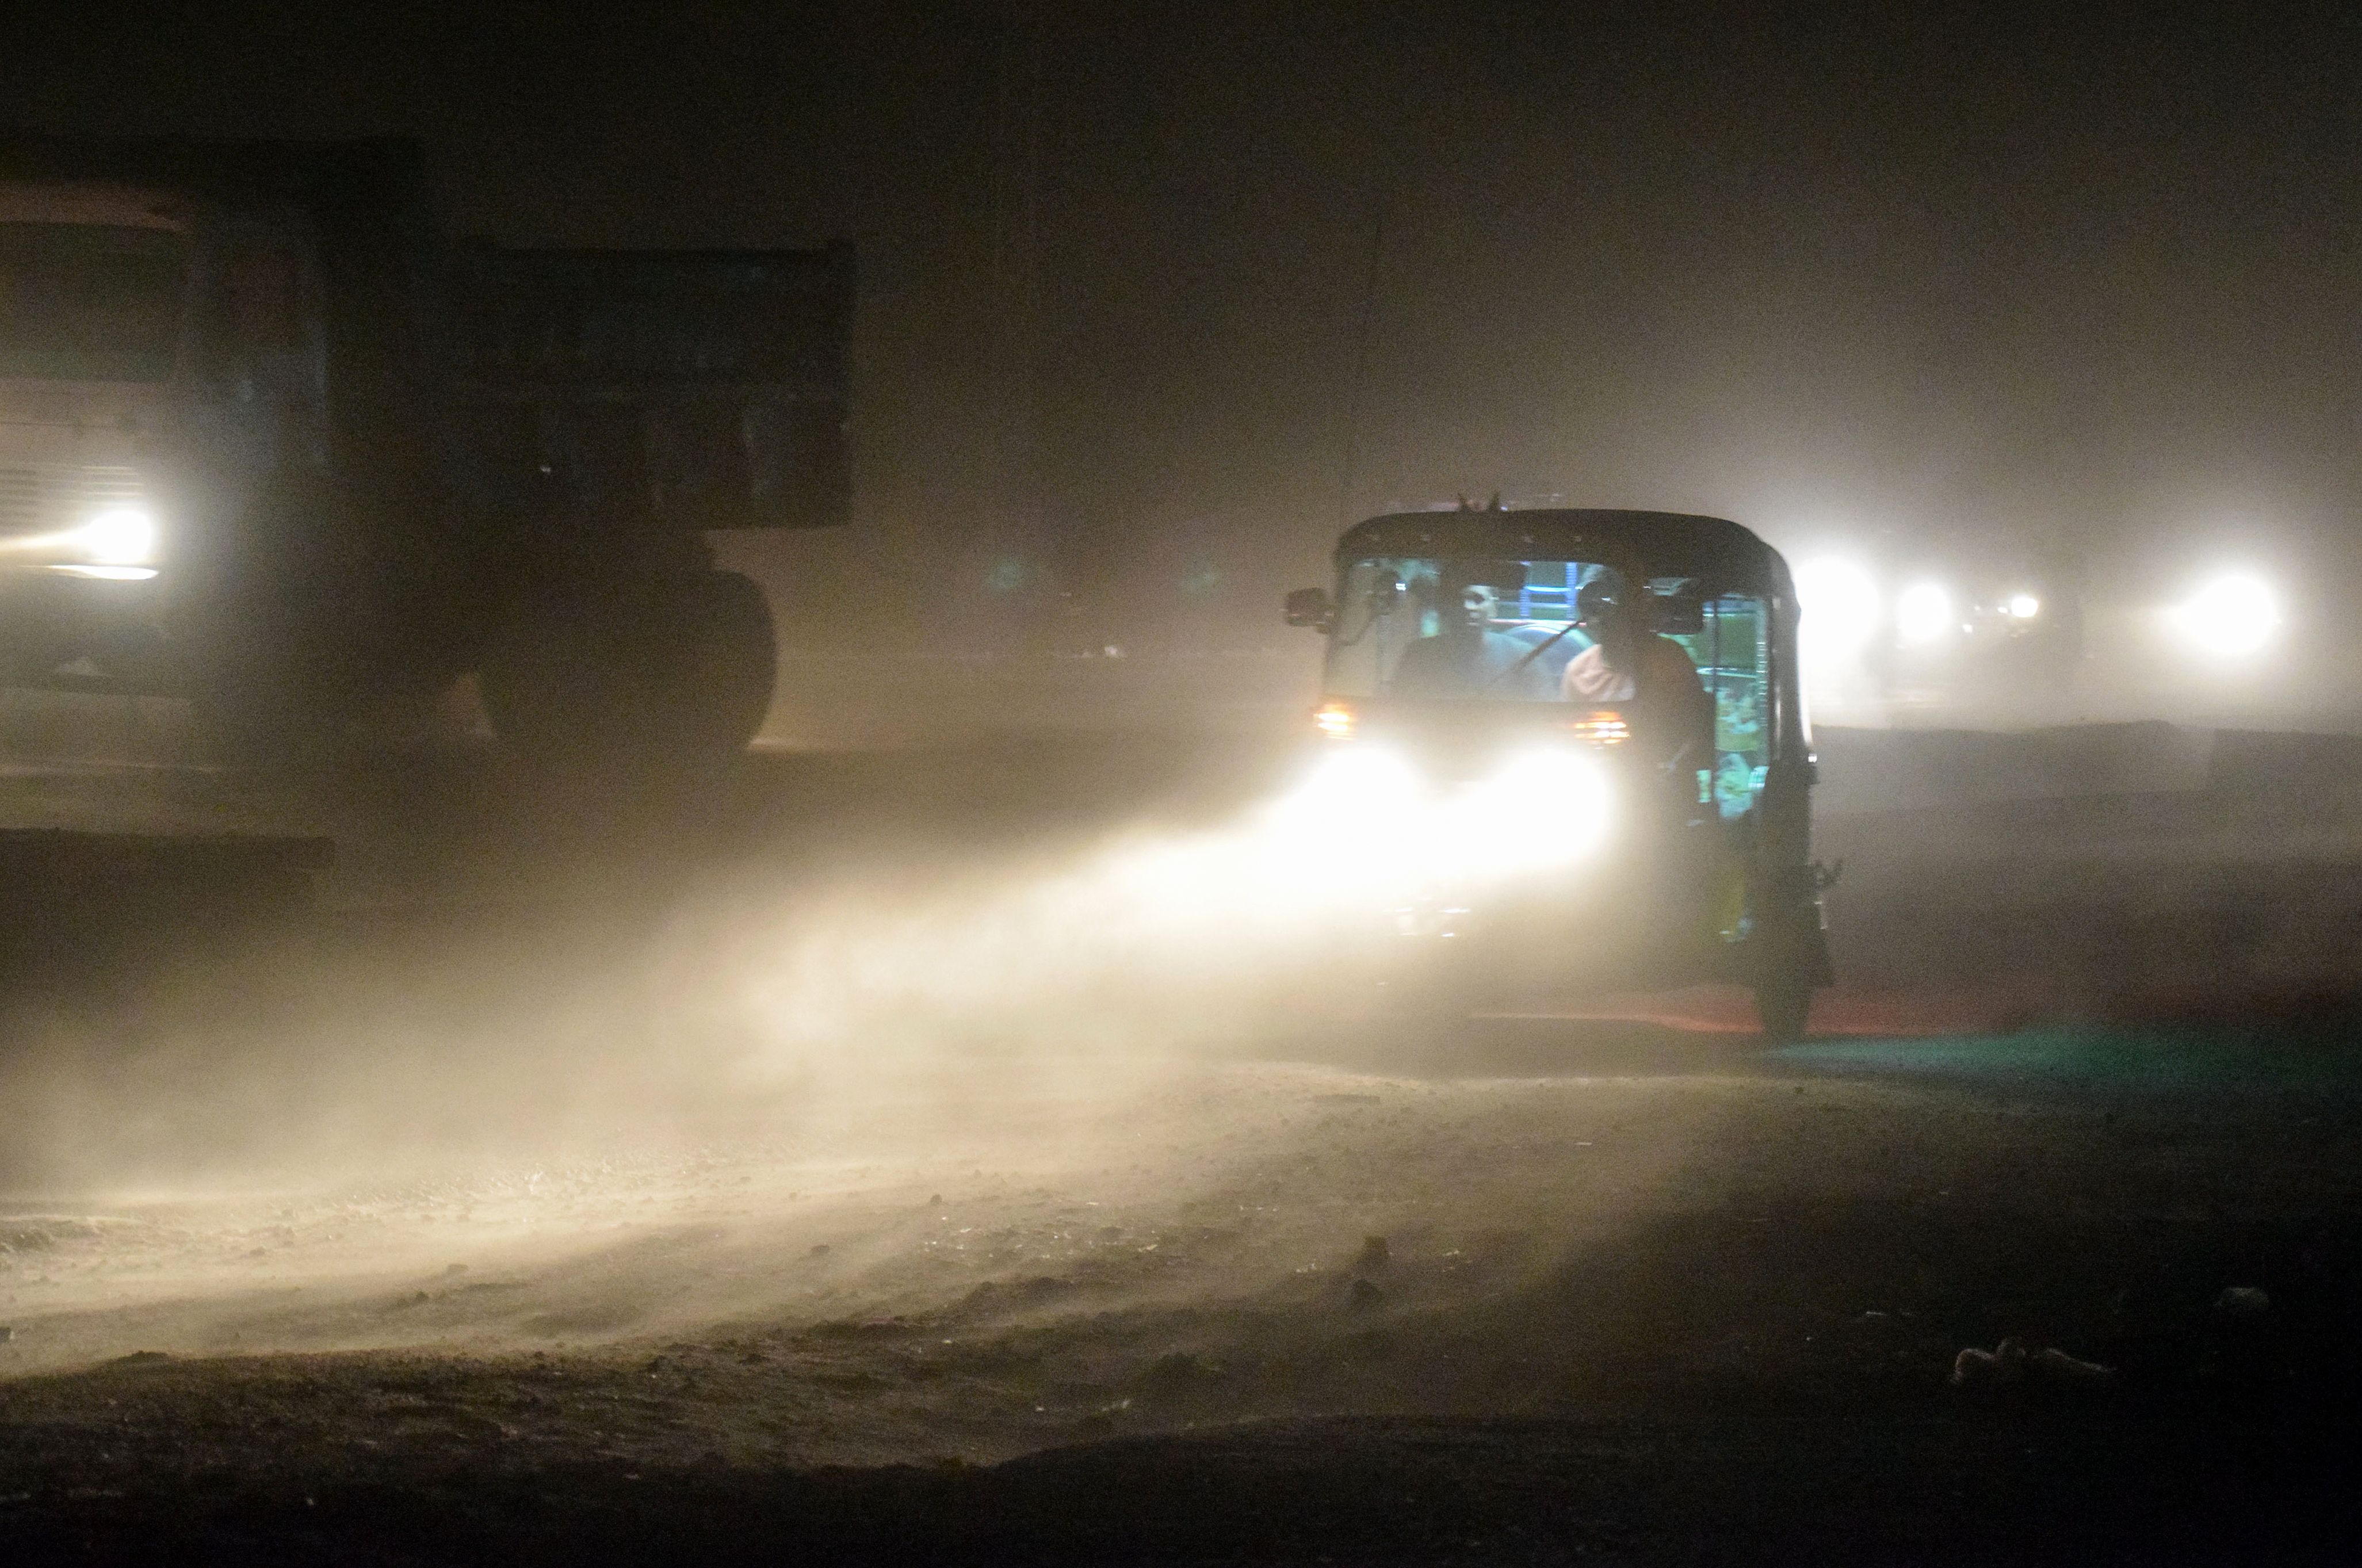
[446,245,853,534]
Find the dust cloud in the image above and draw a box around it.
[6,710,2350,1389]
[0,740,1576,1370]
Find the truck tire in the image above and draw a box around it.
[479,568,776,783]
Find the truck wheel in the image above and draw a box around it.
[479,568,776,783]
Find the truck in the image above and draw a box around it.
[0,133,851,778]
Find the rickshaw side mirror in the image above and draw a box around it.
[1284,587,1336,632]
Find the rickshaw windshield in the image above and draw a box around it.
[1323,555,1774,819]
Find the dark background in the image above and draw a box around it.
[7,18,2362,1558]
[6,2,2359,657]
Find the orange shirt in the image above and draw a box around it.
[1563,636,1713,766]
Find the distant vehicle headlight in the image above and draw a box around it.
[2174,572,2279,655]
[1792,558,1882,658]
[2004,592,2040,620]
[1894,582,1954,645]
[77,506,157,567]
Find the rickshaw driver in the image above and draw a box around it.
[1562,569,1714,782]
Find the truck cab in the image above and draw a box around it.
[0,180,322,689]
[0,136,852,781]
[1285,506,1831,1038]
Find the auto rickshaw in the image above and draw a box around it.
[1282,506,1833,1039]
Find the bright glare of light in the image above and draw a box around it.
[723,736,1635,1077]
[1894,582,1954,646]
[1264,741,1618,896]
[2005,592,2040,621]
[2173,572,2279,656]
[78,507,156,566]
[1268,743,1420,842]
[1448,745,1613,870]
[1792,558,1882,660]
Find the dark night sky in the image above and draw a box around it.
[6,2,2360,643]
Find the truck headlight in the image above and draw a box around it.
[77,506,157,567]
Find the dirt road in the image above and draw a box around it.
[7,1030,2360,1562]
[2,727,2359,1562]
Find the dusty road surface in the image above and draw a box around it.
[2,723,2361,1563]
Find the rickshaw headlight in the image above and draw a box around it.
[1453,744,1613,868]
[1272,742,1419,831]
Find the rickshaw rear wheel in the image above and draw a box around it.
[1753,974,1815,1043]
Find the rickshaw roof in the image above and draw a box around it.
[1335,508,1792,596]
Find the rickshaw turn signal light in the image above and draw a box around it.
[1312,701,1358,740]
[1562,710,1629,745]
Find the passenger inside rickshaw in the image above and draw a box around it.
[1326,556,1771,828]
[1388,576,1555,699]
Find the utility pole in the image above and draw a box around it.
[985,0,1047,617]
